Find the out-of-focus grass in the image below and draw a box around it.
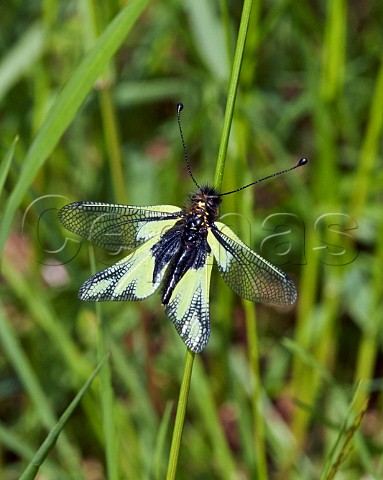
[1,1,382,479]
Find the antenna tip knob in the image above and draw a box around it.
[177,103,184,113]
[297,157,308,166]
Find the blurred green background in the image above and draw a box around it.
[1,1,383,479]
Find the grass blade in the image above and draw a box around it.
[0,301,84,475]
[214,0,253,189]
[19,358,106,480]
[165,1,254,478]
[0,136,18,195]
[0,24,45,102]
[0,0,149,257]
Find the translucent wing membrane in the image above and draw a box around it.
[58,196,297,353]
[58,202,182,251]
[208,222,297,306]
[79,236,169,301]
[165,252,213,353]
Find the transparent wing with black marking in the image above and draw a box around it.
[208,222,297,306]
[58,202,182,251]
[79,235,169,302]
[165,251,214,353]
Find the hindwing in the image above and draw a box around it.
[208,221,297,305]
[165,251,213,353]
[79,235,170,301]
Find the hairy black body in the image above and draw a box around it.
[151,186,222,304]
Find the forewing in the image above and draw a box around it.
[58,202,182,251]
[165,252,213,353]
[208,222,297,305]
[79,236,168,301]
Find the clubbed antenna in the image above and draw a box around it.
[177,103,201,190]
[219,158,308,197]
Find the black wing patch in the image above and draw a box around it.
[58,202,182,251]
[208,221,297,306]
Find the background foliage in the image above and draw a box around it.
[1,1,383,479]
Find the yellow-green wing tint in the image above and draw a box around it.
[79,235,168,301]
[165,252,213,353]
[208,222,297,306]
[58,202,181,251]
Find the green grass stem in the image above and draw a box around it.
[99,87,127,204]
[353,214,383,409]
[87,247,119,480]
[165,349,195,480]
[214,0,253,190]
[350,51,383,219]
[166,1,253,477]
[81,0,126,204]
[244,300,267,480]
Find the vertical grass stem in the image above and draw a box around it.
[166,1,253,477]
